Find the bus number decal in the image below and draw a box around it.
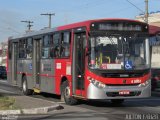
[56,63,61,69]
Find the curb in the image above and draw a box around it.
[0,110,21,115]
[0,104,63,115]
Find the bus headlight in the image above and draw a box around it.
[87,77,105,89]
[138,80,149,87]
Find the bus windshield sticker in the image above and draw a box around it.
[125,61,133,70]
[97,37,117,45]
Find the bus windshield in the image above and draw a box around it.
[88,34,150,70]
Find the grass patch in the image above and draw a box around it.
[0,95,19,110]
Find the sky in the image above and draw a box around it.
[0,0,160,42]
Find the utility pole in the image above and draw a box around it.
[145,0,149,23]
[41,13,55,28]
[21,20,34,31]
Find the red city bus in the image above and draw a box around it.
[7,18,151,105]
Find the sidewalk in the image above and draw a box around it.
[0,80,63,114]
[0,95,62,115]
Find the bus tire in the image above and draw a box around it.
[111,99,124,105]
[22,76,33,95]
[61,81,78,105]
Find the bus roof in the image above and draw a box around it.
[9,18,147,40]
[149,25,160,36]
[57,18,146,31]
[9,28,57,40]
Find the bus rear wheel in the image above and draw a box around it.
[111,99,124,105]
[61,81,78,105]
[22,76,33,95]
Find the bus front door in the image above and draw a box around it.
[33,39,41,90]
[72,32,86,96]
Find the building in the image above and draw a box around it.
[136,11,160,27]
[136,11,160,68]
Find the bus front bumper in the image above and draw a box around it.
[87,80,151,99]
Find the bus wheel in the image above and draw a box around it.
[61,81,78,105]
[111,99,124,105]
[22,76,33,95]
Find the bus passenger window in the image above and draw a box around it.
[42,48,49,58]
[61,32,71,57]
[53,33,60,58]
[26,49,32,58]
[54,46,60,57]
[50,47,54,58]
[41,35,50,59]
[19,39,27,59]
[43,35,50,47]
[49,35,54,58]
[26,38,33,59]
[19,49,26,58]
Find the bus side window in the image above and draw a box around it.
[50,47,54,58]
[41,35,50,59]
[26,38,33,59]
[61,32,71,57]
[19,39,27,59]
[49,35,54,58]
[53,33,60,58]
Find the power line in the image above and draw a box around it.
[126,0,144,14]
[41,13,55,28]
[126,0,149,23]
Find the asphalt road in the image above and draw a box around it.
[0,80,22,96]
[0,80,160,120]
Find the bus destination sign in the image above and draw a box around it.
[98,23,142,31]
[90,22,148,32]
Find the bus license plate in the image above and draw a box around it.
[119,90,130,95]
